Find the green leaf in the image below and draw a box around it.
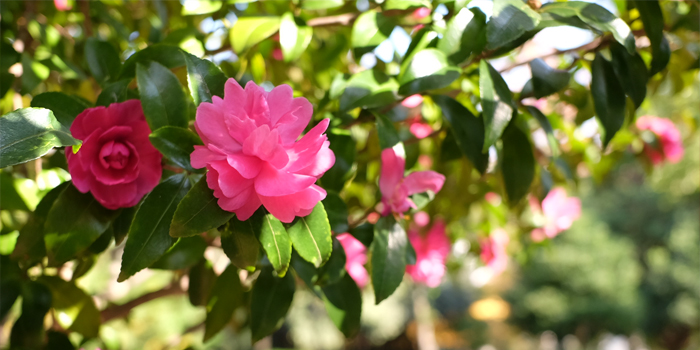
[384,0,430,10]
[221,216,261,271]
[149,126,203,172]
[398,49,460,95]
[11,281,51,349]
[322,273,362,338]
[287,202,333,268]
[316,237,347,285]
[480,60,514,152]
[339,70,399,112]
[351,11,395,56]
[204,264,244,341]
[633,0,669,75]
[487,0,541,50]
[257,210,293,277]
[39,276,101,338]
[85,38,122,85]
[280,13,313,62]
[30,92,91,129]
[501,122,535,205]
[188,259,217,307]
[525,58,571,99]
[609,42,648,109]
[170,175,234,237]
[374,112,401,150]
[591,52,626,147]
[438,8,487,65]
[151,236,207,270]
[525,106,560,158]
[230,17,281,54]
[0,108,79,168]
[322,192,349,233]
[0,280,21,321]
[320,129,356,192]
[350,223,374,248]
[181,0,222,15]
[119,174,191,281]
[250,266,296,342]
[0,171,29,211]
[136,61,189,130]
[120,44,185,78]
[46,331,76,350]
[371,215,407,304]
[95,79,136,107]
[183,52,227,106]
[112,206,136,246]
[44,184,117,266]
[21,54,50,94]
[301,0,344,10]
[433,95,489,174]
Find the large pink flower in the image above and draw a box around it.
[406,220,450,287]
[190,79,335,223]
[480,228,509,275]
[336,233,369,288]
[530,187,581,241]
[66,100,162,210]
[636,115,684,165]
[379,146,445,216]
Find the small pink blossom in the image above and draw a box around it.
[412,7,431,19]
[417,154,432,169]
[480,228,509,275]
[412,24,425,33]
[484,192,501,205]
[272,48,283,61]
[337,233,368,288]
[413,211,430,228]
[191,79,335,223]
[409,119,433,139]
[401,94,424,108]
[54,0,71,11]
[406,220,450,287]
[379,146,445,216]
[530,188,581,240]
[636,115,684,165]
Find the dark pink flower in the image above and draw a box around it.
[480,228,509,275]
[66,100,162,210]
[412,7,431,19]
[636,115,684,165]
[379,146,445,216]
[530,188,581,241]
[190,79,335,223]
[337,233,368,288]
[406,220,450,287]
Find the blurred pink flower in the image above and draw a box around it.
[636,115,684,165]
[406,220,450,287]
[272,48,283,61]
[484,192,501,205]
[191,79,335,223]
[379,147,445,216]
[54,0,71,11]
[413,211,430,228]
[412,24,425,33]
[480,228,509,275]
[409,119,433,139]
[401,94,424,108]
[530,188,581,241]
[412,7,431,19]
[337,233,369,288]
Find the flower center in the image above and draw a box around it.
[100,141,131,170]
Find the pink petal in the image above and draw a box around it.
[209,160,254,199]
[401,94,424,108]
[267,84,294,126]
[190,145,226,169]
[66,150,90,193]
[379,148,405,200]
[195,102,242,154]
[254,164,317,197]
[242,125,289,169]
[276,98,313,145]
[259,185,326,223]
[403,170,445,196]
[90,181,139,210]
[409,122,433,139]
[227,153,263,179]
[244,81,270,126]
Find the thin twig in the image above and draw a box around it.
[497,37,606,73]
[80,0,93,37]
[100,284,186,323]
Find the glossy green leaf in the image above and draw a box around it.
[633,0,669,75]
[46,331,76,350]
[0,171,29,211]
[11,281,51,349]
[188,259,217,307]
[136,61,188,130]
[301,0,344,10]
[609,42,648,109]
[487,0,541,49]
[0,280,21,321]
[21,54,49,94]
[230,17,281,54]
[501,122,535,205]
[280,13,313,62]
[525,58,571,99]
[151,236,207,270]
[221,216,261,271]
[433,95,489,174]
[351,11,395,56]
[374,112,401,150]
[0,108,79,168]
[44,184,117,266]
[384,0,430,10]
[371,215,407,304]
[350,223,374,248]
[287,202,333,268]
[85,38,122,85]
[316,237,347,285]
[112,206,136,246]
[398,49,460,95]
[181,0,222,15]
[322,192,349,233]
[480,60,514,152]
[149,126,202,172]
[183,52,227,106]
[170,175,234,237]
[119,174,191,281]
[257,210,293,277]
[438,8,487,64]
[322,273,362,337]
[96,79,137,107]
[204,264,244,341]
[120,44,185,78]
[30,92,91,129]
[339,70,399,112]
[321,129,355,192]
[250,266,296,342]
[526,106,560,158]
[39,276,100,338]
[591,53,627,147]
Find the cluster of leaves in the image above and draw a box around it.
[0,0,695,348]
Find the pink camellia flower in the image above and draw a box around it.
[66,100,162,210]
[412,7,431,19]
[480,228,509,275]
[190,79,335,223]
[409,118,433,139]
[635,115,684,165]
[337,233,369,288]
[530,187,581,241]
[54,0,71,11]
[406,220,450,287]
[401,94,423,108]
[379,146,445,216]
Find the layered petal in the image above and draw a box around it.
[379,147,405,199]
[259,185,326,223]
[403,170,445,196]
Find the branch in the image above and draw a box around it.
[100,284,185,323]
[497,37,607,73]
[79,0,93,37]
[307,12,359,27]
